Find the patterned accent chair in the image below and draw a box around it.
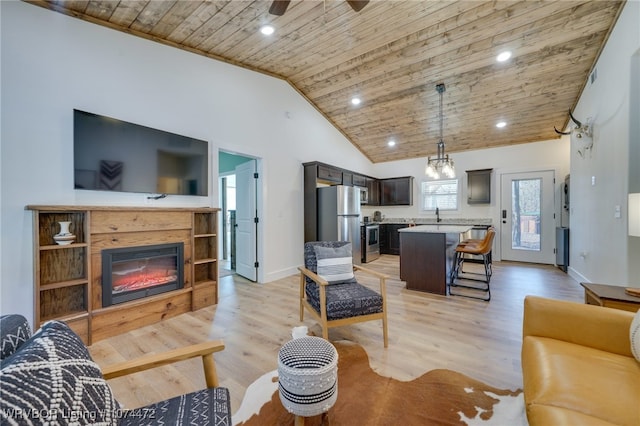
[299,241,389,347]
[0,314,231,425]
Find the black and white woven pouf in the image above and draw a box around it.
[278,336,338,420]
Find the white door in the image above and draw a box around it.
[500,171,556,264]
[235,160,258,281]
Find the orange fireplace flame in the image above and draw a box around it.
[112,268,177,294]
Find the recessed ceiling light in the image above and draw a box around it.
[351,97,361,106]
[260,25,275,36]
[496,51,512,62]
[496,121,507,128]
[388,140,396,147]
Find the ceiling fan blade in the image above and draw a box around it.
[269,0,291,16]
[346,0,369,12]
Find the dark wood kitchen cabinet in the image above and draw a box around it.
[367,178,380,205]
[352,174,367,187]
[399,228,461,295]
[380,177,414,206]
[303,161,414,241]
[379,224,407,255]
[317,164,343,184]
[337,172,366,188]
[467,169,492,204]
[379,224,388,253]
[303,161,375,242]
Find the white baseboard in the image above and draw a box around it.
[263,266,299,283]
[568,266,589,284]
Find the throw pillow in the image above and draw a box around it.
[0,315,31,361]
[314,243,356,284]
[631,308,640,362]
[0,320,120,425]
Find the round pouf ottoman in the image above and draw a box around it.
[278,336,338,424]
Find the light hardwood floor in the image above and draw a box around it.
[89,256,584,413]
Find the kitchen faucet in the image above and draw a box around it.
[436,207,441,223]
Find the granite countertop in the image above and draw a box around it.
[398,225,472,234]
[378,218,492,226]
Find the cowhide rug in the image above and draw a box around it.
[233,340,526,425]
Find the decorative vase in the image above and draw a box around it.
[53,221,76,245]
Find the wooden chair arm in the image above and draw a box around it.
[298,266,329,285]
[354,264,388,298]
[353,264,389,280]
[101,340,225,388]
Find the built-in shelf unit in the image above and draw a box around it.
[27,205,219,344]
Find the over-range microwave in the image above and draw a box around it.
[360,187,369,204]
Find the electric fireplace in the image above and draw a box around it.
[102,242,184,307]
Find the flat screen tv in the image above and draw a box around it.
[73,109,209,196]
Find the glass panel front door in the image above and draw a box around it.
[511,178,541,251]
[500,170,556,264]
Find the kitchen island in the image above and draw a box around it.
[398,225,471,295]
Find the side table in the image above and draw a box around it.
[580,282,640,313]
[278,336,338,426]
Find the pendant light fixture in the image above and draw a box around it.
[425,83,455,179]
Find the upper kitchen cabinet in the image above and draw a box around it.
[380,177,414,206]
[316,163,343,184]
[343,172,367,188]
[352,174,367,187]
[466,169,492,204]
[366,178,380,206]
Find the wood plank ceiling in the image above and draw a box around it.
[29,0,625,163]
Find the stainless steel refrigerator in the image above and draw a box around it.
[317,185,362,264]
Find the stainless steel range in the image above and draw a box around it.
[362,223,380,263]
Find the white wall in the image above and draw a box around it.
[630,50,640,284]
[364,138,571,260]
[568,0,640,286]
[0,1,372,319]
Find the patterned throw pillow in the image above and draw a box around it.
[0,315,32,361]
[314,243,356,284]
[631,308,640,362]
[0,321,120,425]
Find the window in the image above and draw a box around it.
[421,179,459,211]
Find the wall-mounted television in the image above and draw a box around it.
[73,109,209,196]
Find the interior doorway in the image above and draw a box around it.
[218,151,260,281]
[219,174,236,274]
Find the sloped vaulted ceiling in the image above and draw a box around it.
[29,0,625,163]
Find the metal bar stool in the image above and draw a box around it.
[457,226,494,265]
[457,226,495,248]
[449,228,496,301]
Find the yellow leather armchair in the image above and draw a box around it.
[522,296,640,426]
